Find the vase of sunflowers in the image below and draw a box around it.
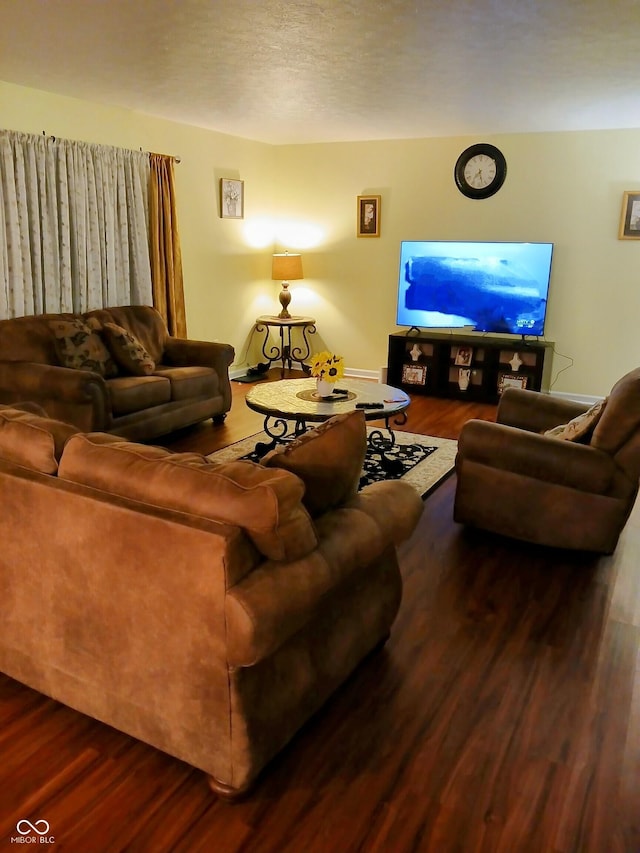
[309,351,345,398]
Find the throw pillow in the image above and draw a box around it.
[101,322,156,376]
[261,409,367,517]
[48,318,117,378]
[544,398,607,442]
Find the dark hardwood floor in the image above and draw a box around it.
[1,372,638,852]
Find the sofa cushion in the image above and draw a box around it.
[106,375,172,416]
[48,317,118,378]
[101,322,156,376]
[58,434,317,562]
[153,365,218,401]
[544,398,607,442]
[261,410,367,517]
[84,305,167,365]
[0,406,78,474]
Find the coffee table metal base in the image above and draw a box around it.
[253,415,307,457]
[245,378,411,469]
[367,422,408,477]
[253,410,408,473]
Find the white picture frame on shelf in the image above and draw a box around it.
[454,346,473,366]
[499,373,528,394]
[402,364,427,385]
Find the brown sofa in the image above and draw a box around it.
[0,405,423,797]
[0,305,234,441]
[454,368,640,553]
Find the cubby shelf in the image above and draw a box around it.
[387,331,554,403]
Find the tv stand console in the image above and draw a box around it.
[387,331,554,403]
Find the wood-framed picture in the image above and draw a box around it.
[220,178,244,219]
[454,345,473,366]
[618,190,640,239]
[357,195,381,237]
[498,373,528,394]
[402,363,427,385]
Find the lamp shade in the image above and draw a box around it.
[272,253,303,281]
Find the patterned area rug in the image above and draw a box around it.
[208,429,457,499]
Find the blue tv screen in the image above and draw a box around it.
[396,241,554,336]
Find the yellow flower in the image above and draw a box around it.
[309,351,345,381]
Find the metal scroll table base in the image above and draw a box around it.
[254,317,317,378]
[254,409,409,476]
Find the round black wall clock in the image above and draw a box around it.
[454,143,507,199]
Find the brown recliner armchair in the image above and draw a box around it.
[454,368,640,553]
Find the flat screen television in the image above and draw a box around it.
[396,240,554,336]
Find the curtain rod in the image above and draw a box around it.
[146,149,182,163]
[39,131,180,163]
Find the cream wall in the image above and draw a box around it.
[3,80,640,397]
[275,131,640,398]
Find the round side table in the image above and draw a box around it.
[254,315,317,378]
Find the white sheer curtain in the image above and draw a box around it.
[0,130,153,318]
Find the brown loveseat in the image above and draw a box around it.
[454,368,640,553]
[0,405,423,797]
[0,305,234,441]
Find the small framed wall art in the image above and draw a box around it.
[220,178,244,219]
[454,346,473,366]
[357,195,381,237]
[402,363,427,385]
[499,373,528,394]
[618,190,640,239]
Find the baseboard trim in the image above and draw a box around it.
[345,367,380,381]
[548,390,603,406]
[232,363,602,405]
[230,366,250,379]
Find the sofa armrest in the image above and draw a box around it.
[163,338,235,412]
[0,361,109,429]
[343,479,424,545]
[163,337,234,372]
[497,387,590,433]
[224,480,421,667]
[458,419,615,493]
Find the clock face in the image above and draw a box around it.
[463,154,497,189]
[455,144,507,199]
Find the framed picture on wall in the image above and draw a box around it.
[220,178,244,219]
[618,190,640,239]
[357,195,381,237]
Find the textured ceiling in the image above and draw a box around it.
[1,0,640,145]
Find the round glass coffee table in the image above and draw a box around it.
[245,377,411,474]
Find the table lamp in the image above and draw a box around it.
[272,252,303,319]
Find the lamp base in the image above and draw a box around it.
[278,281,292,319]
